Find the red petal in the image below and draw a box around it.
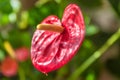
[31,15,62,73]
[31,4,85,74]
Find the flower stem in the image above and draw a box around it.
[68,28,120,80]
[18,66,26,80]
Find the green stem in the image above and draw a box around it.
[68,28,120,80]
[18,66,26,80]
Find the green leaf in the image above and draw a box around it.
[109,0,120,17]
[18,11,29,29]
[0,14,9,26]
[21,32,31,47]
[86,71,95,80]
[83,39,93,49]
[84,15,91,25]
[54,0,62,4]
[0,49,5,61]
[86,25,99,36]
[0,0,12,14]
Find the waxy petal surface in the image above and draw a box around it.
[31,4,85,74]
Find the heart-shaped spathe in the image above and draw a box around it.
[31,4,85,74]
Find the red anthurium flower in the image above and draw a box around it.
[15,47,29,62]
[31,4,85,74]
[1,57,18,77]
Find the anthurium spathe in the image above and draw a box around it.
[31,4,85,74]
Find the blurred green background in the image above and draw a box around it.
[0,0,120,80]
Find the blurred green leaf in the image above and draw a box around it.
[0,0,12,14]
[109,0,120,17]
[0,49,5,61]
[8,30,31,48]
[86,25,99,36]
[86,71,95,80]
[8,30,22,48]
[63,0,102,8]
[36,0,50,7]
[10,0,21,12]
[84,15,99,36]
[21,32,31,47]
[83,39,93,49]
[84,15,91,25]
[29,1,60,26]
[54,0,61,4]
[0,14,9,26]
[18,11,29,29]
[9,13,17,23]
[56,65,68,79]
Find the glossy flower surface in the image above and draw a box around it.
[31,4,85,74]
